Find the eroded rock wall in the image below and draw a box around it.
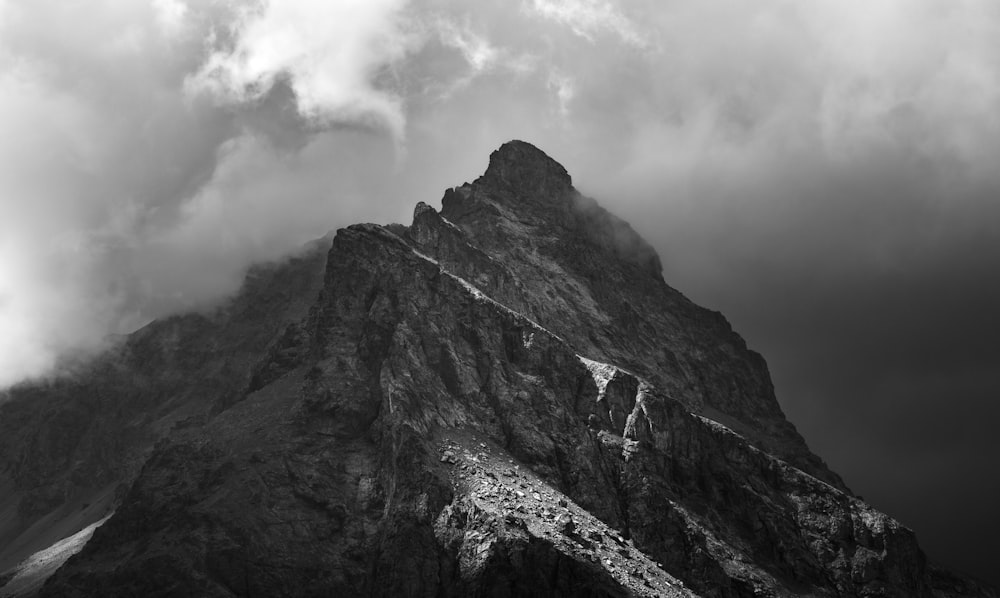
[1,142,991,598]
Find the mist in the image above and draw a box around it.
[2,0,999,582]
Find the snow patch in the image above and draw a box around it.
[693,414,740,437]
[577,356,618,402]
[1,514,113,597]
[693,413,855,499]
[408,247,564,342]
[411,248,439,265]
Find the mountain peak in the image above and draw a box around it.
[443,141,664,280]
[477,140,572,198]
[2,143,991,598]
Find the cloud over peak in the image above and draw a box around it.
[2,0,999,401]
[188,0,415,138]
[3,0,1000,583]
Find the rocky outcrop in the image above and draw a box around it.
[0,238,330,593]
[434,142,840,488]
[0,142,993,597]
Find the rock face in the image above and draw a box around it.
[0,141,993,597]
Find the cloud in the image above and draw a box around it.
[187,0,415,138]
[434,18,499,73]
[0,0,421,386]
[151,0,187,34]
[2,4,1000,581]
[526,0,647,46]
[2,0,998,383]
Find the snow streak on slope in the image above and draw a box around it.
[0,514,112,597]
[577,356,618,402]
[409,246,566,342]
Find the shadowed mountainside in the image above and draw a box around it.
[1,141,994,598]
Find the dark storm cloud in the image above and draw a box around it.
[733,251,1000,580]
[1,0,999,584]
[644,164,1000,581]
[629,126,1000,581]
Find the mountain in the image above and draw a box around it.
[0,141,994,597]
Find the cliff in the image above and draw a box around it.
[0,142,992,597]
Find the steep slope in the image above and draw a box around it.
[1,142,993,597]
[0,237,331,592]
[429,141,841,487]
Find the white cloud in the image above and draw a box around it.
[151,0,187,35]
[435,18,498,73]
[187,0,415,138]
[3,0,1000,389]
[546,70,574,118]
[527,0,646,46]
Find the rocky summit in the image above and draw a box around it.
[0,141,994,597]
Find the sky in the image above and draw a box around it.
[1,0,998,585]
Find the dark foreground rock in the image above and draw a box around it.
[0,142,993,598]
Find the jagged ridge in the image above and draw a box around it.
[0,142,993,598]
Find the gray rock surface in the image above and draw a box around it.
[0,141,993,597]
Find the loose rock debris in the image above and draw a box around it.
[437,435,696,598]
